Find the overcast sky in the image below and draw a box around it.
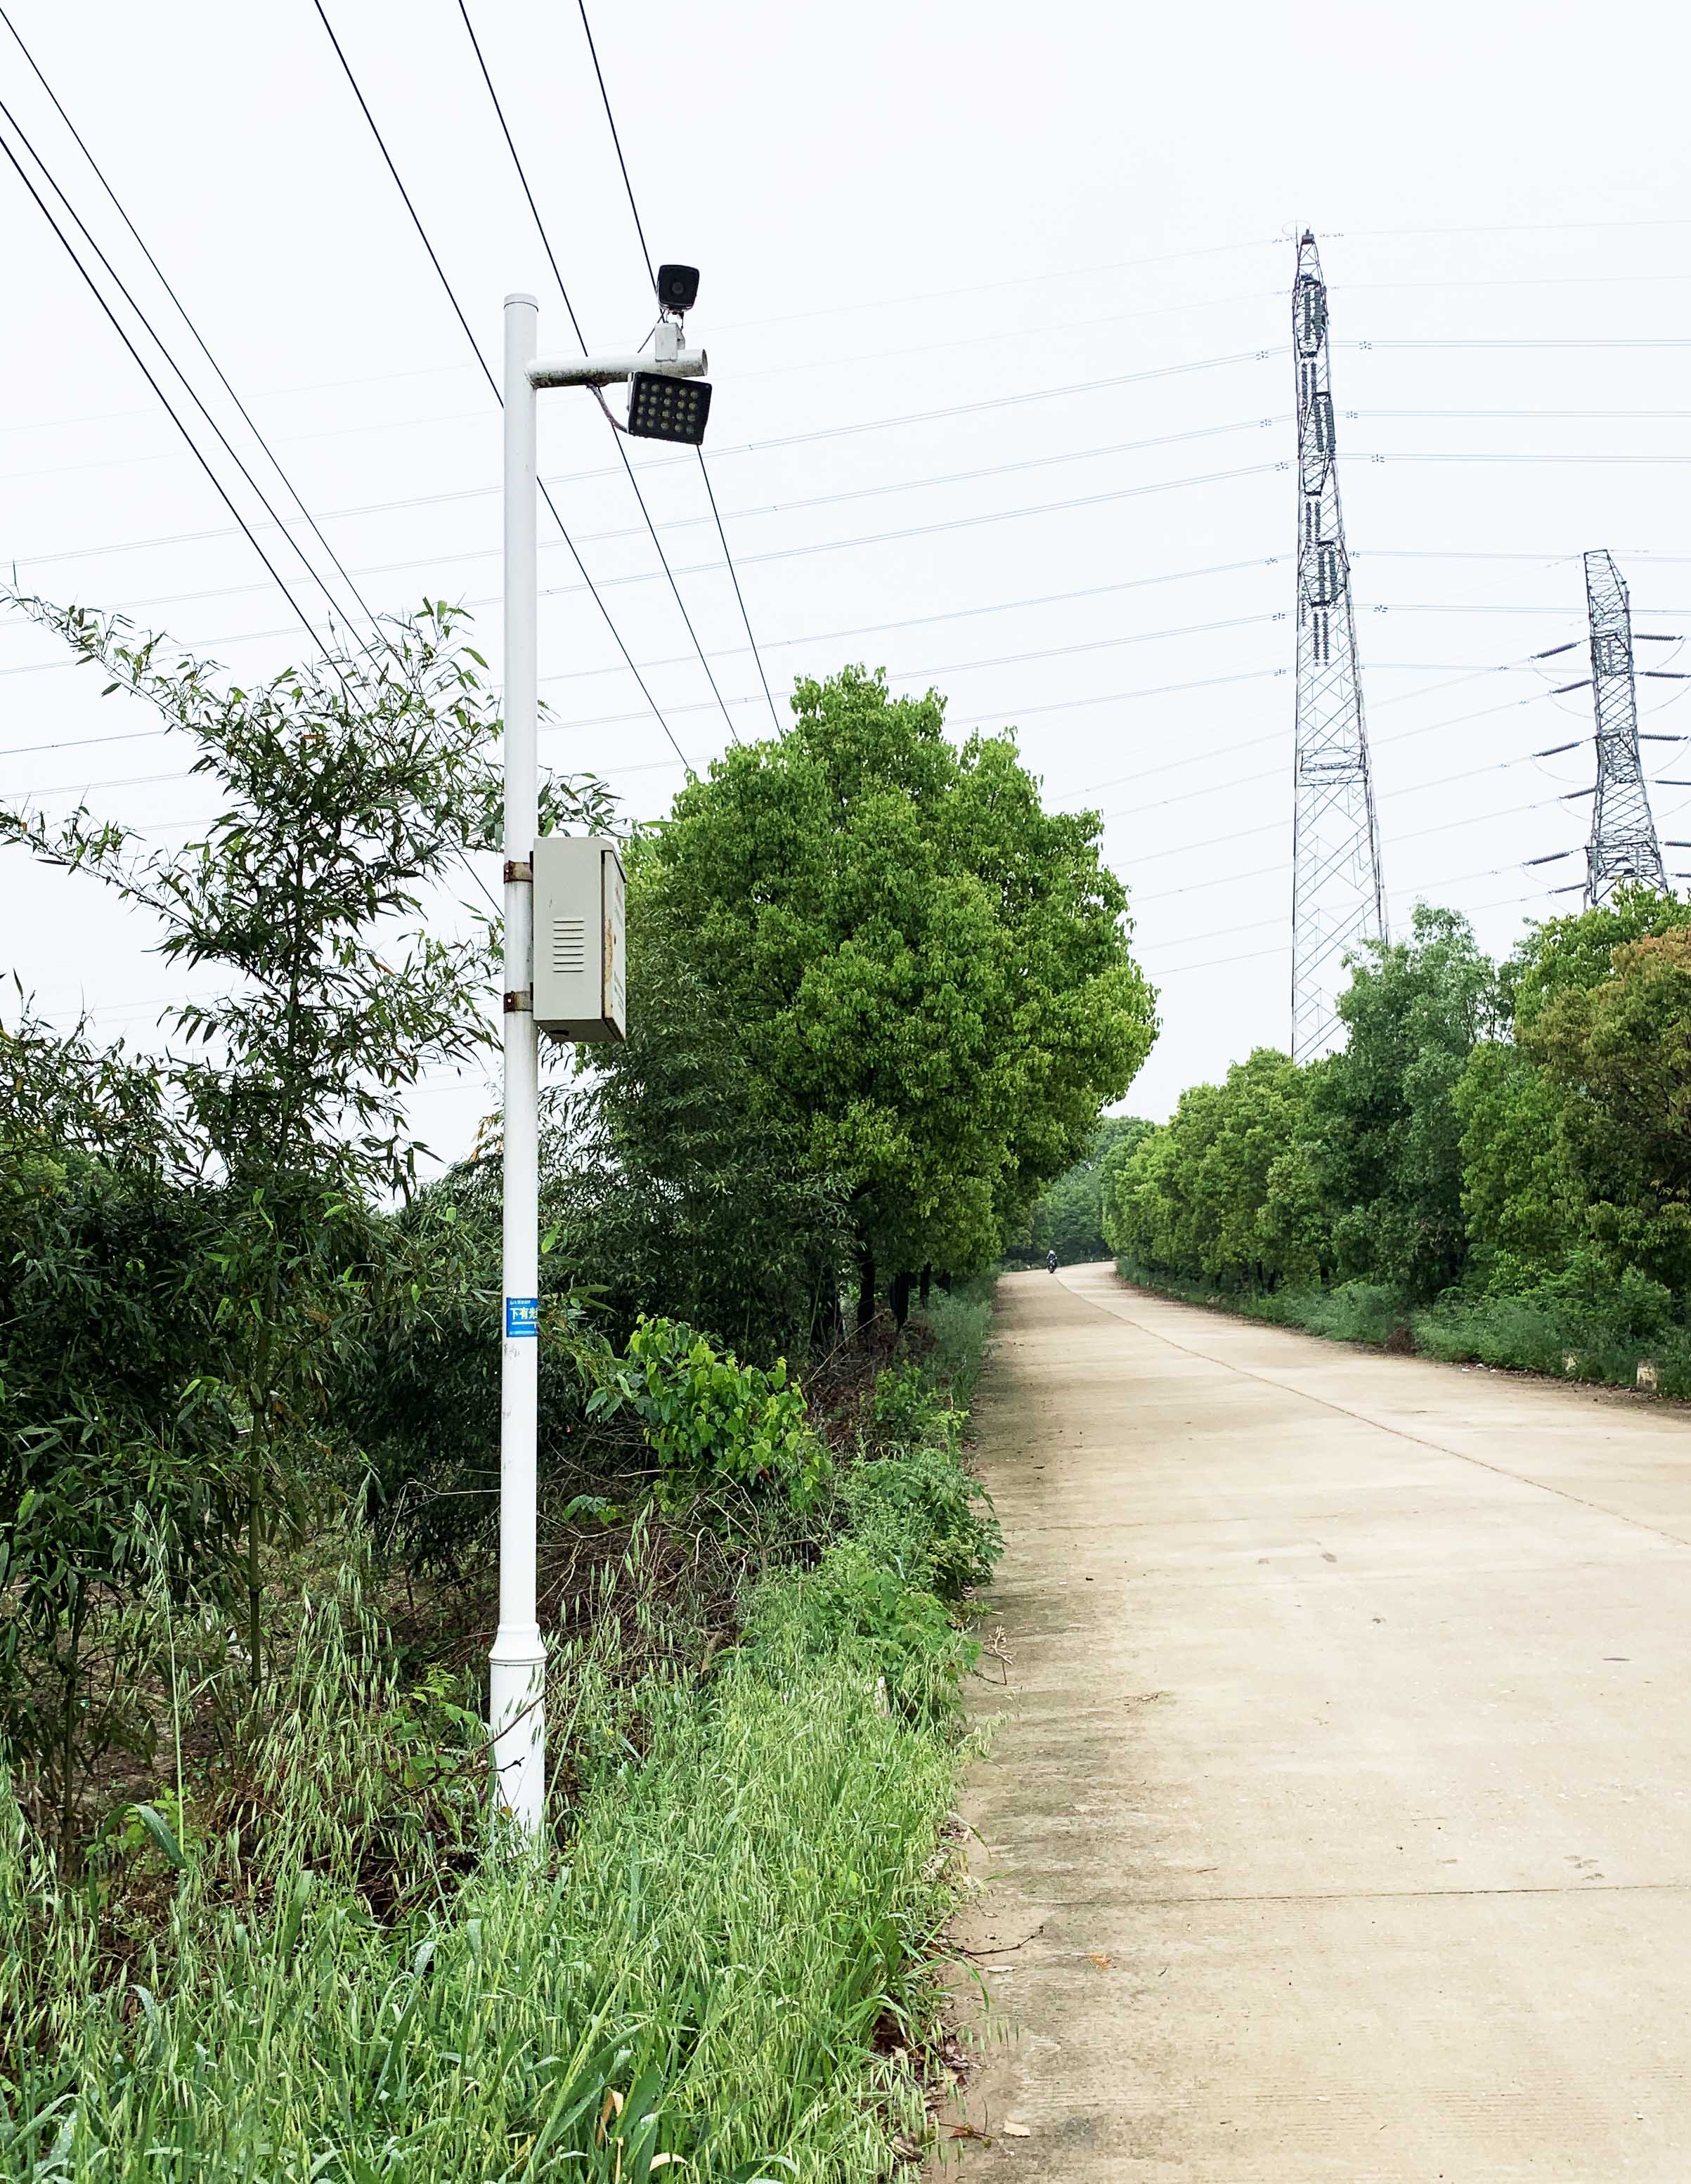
[4,0,1690,1162]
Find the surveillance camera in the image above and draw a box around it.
[655,263,699,315]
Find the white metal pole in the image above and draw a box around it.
[491,291,545,1837]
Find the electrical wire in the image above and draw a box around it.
[5,414,1290,609]
[737,299,1285,384]
[4,611,1285,765]
[0,77,497,944]
[20,453,1295,633]
[1342,336,1691,351]
[1352,407,1691,422]
[1,558,1288,755]
[694,449,781,735]
[0,349,1304,557]
[573,0,654,283]
[13,662,1293,798]
[0,6,387,647]
[0,538,1288,685]
[0,116,332,661]
[1345,450,1691,467]
[566,0,782,732]
[307,0,692,770]
[454,0,745,743]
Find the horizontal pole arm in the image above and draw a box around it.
[529,346,707,390]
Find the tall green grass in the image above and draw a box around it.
[2,1312,1001,2182]
[2,1587,958,2181]
[916,1277,995,1410]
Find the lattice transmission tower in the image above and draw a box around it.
[1582,548,1666,905]
[1290,232,1386,1062]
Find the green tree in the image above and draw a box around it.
[538,937,852,1360]
[1527,926,1691,1288]
[1456,888,1691,1294]
[1452,1039,1581,1283]
[621,667,1157,1315]
[1,594,607,1701]
[1505,882,1691,1036]
[1303,905,1498,1299]
[1101,1051,1309,1289]
[1020,1114,1153,1265]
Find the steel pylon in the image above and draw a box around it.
[1290,233,1385,1062]
[1582,549,1666,905]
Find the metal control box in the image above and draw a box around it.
[531,836,626,1043]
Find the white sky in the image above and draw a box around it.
[4,0,1690,1161]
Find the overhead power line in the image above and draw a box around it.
[0,109,334,661]
[559,0,782,733]
[3,453,1290,632]
[1342,336,1691,352]
[0,48,512,921]
[0,344,1292,514]
[1,556,1288,747]
[0,5,383,648]
[0,543,1288,684]
[4,411,1290,574]
[307,0,692,769]
[453,0,748,741]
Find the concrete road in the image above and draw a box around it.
[942,1264,1691,2182]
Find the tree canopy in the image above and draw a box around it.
[615,666,1157,1294]
[1105,889,1691,1348]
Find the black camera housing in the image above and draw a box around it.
[655,263,699,315]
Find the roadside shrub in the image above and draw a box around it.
[1413,1294,1573,1376]
[1292,1280,1404,1347]
[0,1586,961,2183]
[585,1315,831,1512]
[837,1445,1001,1602]
[755,1547,976,1725]
[917,1278,995,1407]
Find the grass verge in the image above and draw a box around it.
[1,1310,999,2183]
[1114,1259,1691,1398]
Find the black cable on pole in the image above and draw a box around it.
[309,0,693,772]
[0,121,334,662]
[569,0,783,735]
[455,0,744,743]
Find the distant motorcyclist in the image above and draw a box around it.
[1047,1249,1058,1274]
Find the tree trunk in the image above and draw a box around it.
[919,1263,932,1309]
[939,1271,952,1294]
[817,1265,844,1346]
[60,1596,87,1868]
[856,1250,876,1338]
[891,1270,913,1330]
[247,1434,264,1698]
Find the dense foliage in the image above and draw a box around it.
[600,666,1157,1323]
[1,596,1155,2172]
[1,599,609,1842]
[1007,1114,1154,1264]
[1108,888,1691,1391]
[1,1313,1002,2181]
